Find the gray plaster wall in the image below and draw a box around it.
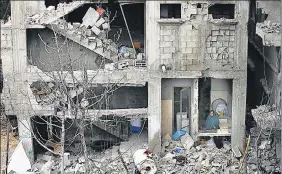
[109,86,148,109]
[161,78,193,100]
[87,86,148,110]
[211,78,232,94]
[27,28,100,71]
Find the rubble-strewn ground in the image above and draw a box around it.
[0,114,19,171]
[247,127,281,173]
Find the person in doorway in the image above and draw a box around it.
[205,110,219,130]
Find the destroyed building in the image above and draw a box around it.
[247,0,281,172]
[1,0,250,164]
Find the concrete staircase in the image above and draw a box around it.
[93,119,129,141]
[47,20,113,60]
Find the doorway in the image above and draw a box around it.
[173,87,190,132]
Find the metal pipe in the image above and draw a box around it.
[119,3,136,55]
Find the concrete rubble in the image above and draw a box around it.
[26,4,146,70]
[251,105,281,130]
[257,21,281,34]
[247,127,281,173]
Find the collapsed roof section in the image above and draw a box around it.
[26,2,146,70]
[256,21,281,47]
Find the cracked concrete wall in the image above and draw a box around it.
[146,0,249,152]
[0,27,16,115]
[147,1,248,72]
[27,28,102,71]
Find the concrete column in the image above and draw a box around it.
[148,78,162,154]
[11,1,34,162]
[190,79,199,140]
[231,77,247,151]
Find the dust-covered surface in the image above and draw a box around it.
[0,115,19,172]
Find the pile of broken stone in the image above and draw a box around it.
[27,130,281,174]
[247,127,281,174]
[26,3,145,71]
[251,105,281,130]
[257,20,281,33]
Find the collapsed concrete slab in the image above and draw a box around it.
[81,7,100,27]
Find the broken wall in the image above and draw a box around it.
[0,26,16,115]
[147,1,248,72]
[27,28,103,71]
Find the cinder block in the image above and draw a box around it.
[212,47,217,53]
[211,36,217,41]
[91,26,101,36]
[160,29,172,36]
[163,35,176,41]
[212,30,219,36]
[172,41,178,47]
[219,30,225,35]
[192,47,199,54]
[230,36,235,41]
[191,35,198,41]
[229,26,236,30]
[219,25,229,30]
[225,30,230,35]
[230,30,235,35]
[212,53,218,59]
[216,42,222,47]
[182,47,193,54]
[222,36,230,41]
[187,42,197,48]
[161,53,172,59]
[186,59,193,65]
[160,41,173,48]
[229,48,235,53]
[180,63,187,71]
[206,42,211,47]
[181,42,186,48]
[217,36,223,41]
[161,25,177,30]
[95,18,105,28]
[163,47,176,53]
[229,42,235,47]
[223,42,228,47]
[186,54,195,59]
[212,25,221,30]
[192,59,200,64]
[218,47,225,53]
[206,47,212,53]
[211,41,217,47]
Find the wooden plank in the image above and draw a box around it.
[161,100,173,137]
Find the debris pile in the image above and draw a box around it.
[251,105,281,130]
[257,21,281,33]
[26,2,87,25]
[26,4,146,70]
[247,127,281,173]
[159,135,242,174]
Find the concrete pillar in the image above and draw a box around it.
[190,79,199,140]
[11,1,34,162]
[231,77,247,151]
[148,78,161,154]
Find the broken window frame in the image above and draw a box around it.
[160,3,182,19]
[208,3,236,20]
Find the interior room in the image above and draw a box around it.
[198,78,233,136]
